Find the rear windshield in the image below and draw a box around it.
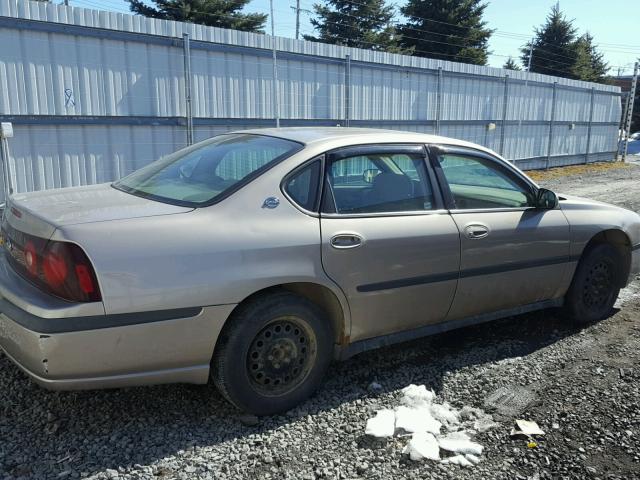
[113,134,302,207]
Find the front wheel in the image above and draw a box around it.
[564,243,622,324]
[211,292,333,415]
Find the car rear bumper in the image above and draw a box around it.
[0,254,236,390]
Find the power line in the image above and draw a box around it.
[295,1,640,65]
[57,0,637,73]
[316,0,640,51]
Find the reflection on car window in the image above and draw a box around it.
[326,152,434,213]
[113,134,301,207]
[439,154,532,209]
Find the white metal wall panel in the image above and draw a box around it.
[349,66,437,121]
[0,0,624,202]
[277,58,345,120]
[441,76,504,121]
[0,27,185,116]
[7,124,186,193]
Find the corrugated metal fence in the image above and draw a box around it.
[0,0,622,199]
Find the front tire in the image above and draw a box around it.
[564,243,622,324]
[211,292,333,415]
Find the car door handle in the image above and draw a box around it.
[330,234,363,249]
[464,224,489,239]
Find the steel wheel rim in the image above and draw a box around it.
[246,316,317,397]
[583,260,614,309]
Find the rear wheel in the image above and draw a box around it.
[564,243,622,324]
[211,292,333,415]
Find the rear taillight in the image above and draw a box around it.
[2,225,101,303]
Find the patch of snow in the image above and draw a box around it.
[474,415,499,433]
[441,454,473,467]
[430,402,460,426]
[402,432,440,461]
[400,384,435,406]
[395,405,442,435]
[365,409,395,438]
[365,384,493,467]
[438,431,484,456]
[465,454,481,465]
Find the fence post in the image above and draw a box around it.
[182,33,194,146]
[344,54,351,127]
[622,62,639,162]
[499,74,509,156]
[585,87,595,164]
[270,0,280,128]
[436,67,443,135]
[545,81,557,170]
[0,122,14,204]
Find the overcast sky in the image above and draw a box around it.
[71,0,640,75]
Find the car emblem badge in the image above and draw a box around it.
[262,197,280,209]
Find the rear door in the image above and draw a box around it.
[319,144,461,342]
[430,146,571,321]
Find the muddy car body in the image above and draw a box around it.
[1,128,639,414]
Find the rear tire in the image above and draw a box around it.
[211,292,333,415]
[564,243,622,324]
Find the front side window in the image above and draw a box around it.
[114,134,302,207]
[324,151,434,214]
[438,153,533,209]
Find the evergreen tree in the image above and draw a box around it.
[571,33,608,82]
[521,4,578,78]
[397,0,492,65]
[503,57,521,71]
[127,0,267,32]
[304,0,404,53]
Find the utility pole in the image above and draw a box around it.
[527,38,534,72]
[295,0,300,40]
[622,62,639,162]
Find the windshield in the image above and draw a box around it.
[113,134,303,207]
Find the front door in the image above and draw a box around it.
[431,147,571,321]
[319,144,461,342]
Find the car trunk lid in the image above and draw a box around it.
[4,183,193,239]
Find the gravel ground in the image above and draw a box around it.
[2,163,640,480]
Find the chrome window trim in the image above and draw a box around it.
[321,209,451,219]
[448,207,536,214]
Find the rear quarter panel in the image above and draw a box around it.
[52,157,351,334]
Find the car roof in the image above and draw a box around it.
[235,127,497,156]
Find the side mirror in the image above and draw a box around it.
[535,188,559,209]
[363,168,381,184]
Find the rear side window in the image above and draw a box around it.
[284,160,322,212]
[324,151,434,214]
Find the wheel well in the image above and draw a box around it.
[227,283,348,346]
[582,229,632,286]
